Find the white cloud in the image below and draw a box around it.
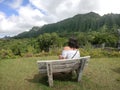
[98,0,120,15]
[55,0,80,19]
[29,0,84,23]
[0,4,47,37]
[29,0,99,20]
[18,5,44,22]
[0,14,23,34]
[0,14,20,37]
[0,12,5,20]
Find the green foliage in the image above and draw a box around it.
[80,47,120,58]
[91,31,118,47]
[0,49,14,59]
[89,48,104,58]
[79,48,90,56]
[0,30,120,59]
[102,48,120,57]
[37,33,63,52]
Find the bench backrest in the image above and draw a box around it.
[37,56,90,74]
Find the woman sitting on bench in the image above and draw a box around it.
[59,37,80,59]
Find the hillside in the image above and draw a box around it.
[14,12,120,38]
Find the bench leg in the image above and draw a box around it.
[77,59,87,82]
[46,62,53,87]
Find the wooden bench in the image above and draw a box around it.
[37,56,90,87]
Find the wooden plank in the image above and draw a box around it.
[52,60,80,65]
[38,60,80,69]
[39,63,80,73]
[39,66,79,73]
[46,62,53,87]
[37,56,90,63]
[38,62,78,69]
[37,58,79,63]
[37,56,90,66]
[52,63,79,69]
[53,68,73,73]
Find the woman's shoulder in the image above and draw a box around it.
[63,46,78,51]
[63,46,71,50]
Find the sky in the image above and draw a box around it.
[0,0,120,38]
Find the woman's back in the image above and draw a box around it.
[62,49,80,59]
[60,46,80,59]
[59,37,80,59]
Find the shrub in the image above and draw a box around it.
[79,48,90,56]
[102,50,120,57]
[0,49,15,59]
[89,48,104,58]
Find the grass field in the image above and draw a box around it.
[0,56,120,90]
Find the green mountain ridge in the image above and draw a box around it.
[14,12,120,38]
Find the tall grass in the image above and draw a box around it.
[0,56,120,90]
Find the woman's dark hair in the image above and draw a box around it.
[68,37,79,49]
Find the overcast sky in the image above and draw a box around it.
[0,0,120,38]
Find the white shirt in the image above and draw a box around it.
[61,49,80,59]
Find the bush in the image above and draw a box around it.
[0,49,15,59]
[79,47,120,58]
[89,48,104,58]
[79,48,90,56]
[102,50,120,57]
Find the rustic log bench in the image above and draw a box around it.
[37,56,90,87]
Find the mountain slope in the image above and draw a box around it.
[14,12,120,38]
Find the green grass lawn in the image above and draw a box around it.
[0,56,120,90]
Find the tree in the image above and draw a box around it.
[92,31,118,47]
[37,33,60,52]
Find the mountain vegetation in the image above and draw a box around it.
[14,12,120,38]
